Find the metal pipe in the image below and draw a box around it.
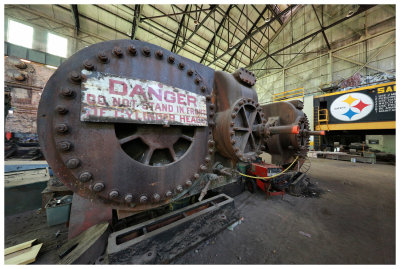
[269,125,300,135]
[306,130,325,136]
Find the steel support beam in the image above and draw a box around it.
[207,5,296,67]
[140,7,213,21]
[200,5,233,64]
[249,5,376,69]
[171,5,190,53]
[176,5,218,54]
[131,5,141,40]
[222,5,269,71]
[332,54,395,76]
[312,5,331,50]
[71,4,80,32]
[268,5,283,25]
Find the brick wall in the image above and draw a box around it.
[5,56,55,134]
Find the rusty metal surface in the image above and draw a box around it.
[261,101,310,165]
[37,40,215,211]
[68,193,112,239]
[212,70,264,162]
[80,71,207,126]
[37,38,313,218]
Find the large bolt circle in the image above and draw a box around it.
[37,39,211,212]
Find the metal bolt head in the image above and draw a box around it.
[79,172,92,182]
[109,190,119,199]
[176,185,183,192]
[231,139,236,144]
[153,193,161,202]
[93,182,105,192]
[230,130,235,136]
[231,113,236,119]
[14,72,26,81]
[206,95,211,101]
[66,158,80,169]
[247,98,252,102]
[61,88,74,97]
[234,106,239,111]
[200,86,206,92]
[140,195,148,203]
[233,147,239,152]
[209,148,214,154]
[205,157,211,163]
[70,71,82,83]
[83,60,94,70]
[194,77,201,84]
[125,194,133,203]
[209,104,215,110]
[200,165,207,171]
[113,47,123,57]
[238,101,244,105]
[56,123,68,133]
[57,141,71,152]
[178,62,185,69]
[56,105,68,114]
[194,173,200,179]
[185,180,192,187]
[165,191,172,197]
[142,47,151,56]
[97,52,108,62]
[187,69,194,76]
[168,55,175,63]
[208,140,215,147]
[230,122,235,127]
[255,103,259,107]
[128,45,137,55]
[156,50,163,58]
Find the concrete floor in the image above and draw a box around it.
[5,158,395,264]
[173,158,395,264]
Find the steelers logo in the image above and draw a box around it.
[330,93,374,122]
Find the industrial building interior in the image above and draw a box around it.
[3,4,396,264]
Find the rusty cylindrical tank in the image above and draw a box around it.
[37,40,314,213]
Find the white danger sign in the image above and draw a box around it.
[80,70,208,126]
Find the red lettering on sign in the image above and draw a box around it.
[100,108,106,117]
[177,93,185,105]
[164,91,176,103]
[187,95,197,107]
[180,115,186,122]
[148,87,163,101]
[109,79,127,96]
[113,97,121,106]
[87,94,96,105]
[130,84,146,99]
[98,95,106,105]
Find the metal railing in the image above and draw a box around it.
[272,87,304,102]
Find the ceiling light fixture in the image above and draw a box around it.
[346,5,359,17]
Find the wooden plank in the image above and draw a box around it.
[4,239,37,255]
[58,222,109,264]
[5,243,43,265]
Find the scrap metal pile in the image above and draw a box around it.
[37,39,320,214]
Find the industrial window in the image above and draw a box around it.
[7,19,33,48]
[47,33,68,58]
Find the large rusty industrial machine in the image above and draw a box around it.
[37,40,322,244]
